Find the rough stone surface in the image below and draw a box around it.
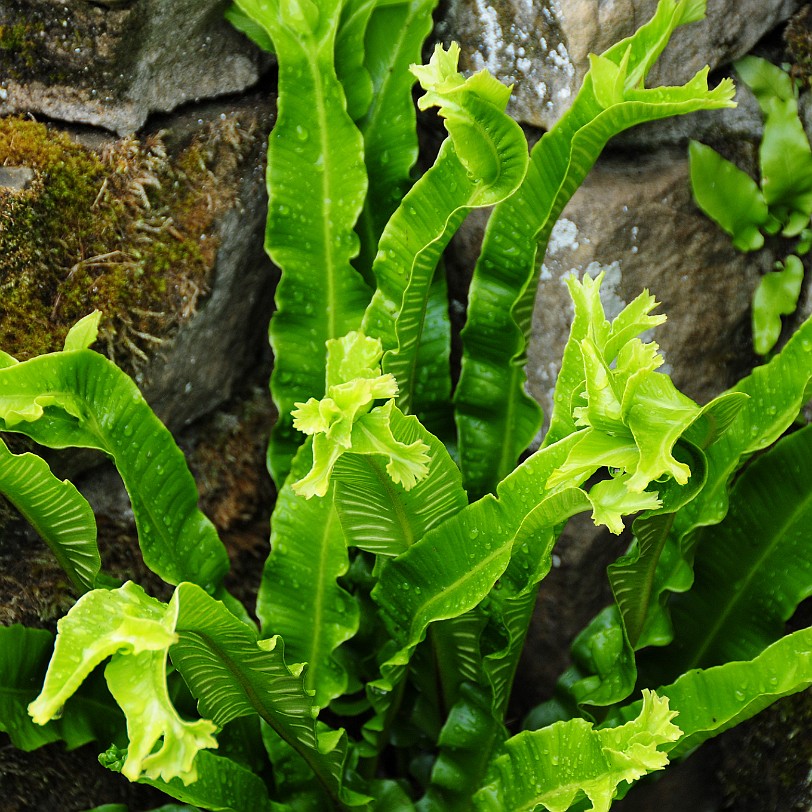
[0,0,269,135]
[1,2,811,810]
[715,687,812,811]
[526,151,773,427]
[438,0,804,128]
[136,99,278,432]
[0,92,277,431]
[0,165,34,190]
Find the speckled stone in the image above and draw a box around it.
[0,0,270,134]
[438,0,804,128]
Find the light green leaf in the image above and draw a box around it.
[546,431,640,493]
[333,407,466,557]
[234,0,372,484]
[362,42,528,414]
[588,476,661,536]
[474,690,680,812]
[105,649,218,785]
[325,330,390,388]
[104,748,272,812]
[612,626,812,759]
[735,54,796,104]
[543,274,722,507]
[752,254,804,355]
[0,351,228,590]
[688,140,771,251]
[0,624,122,752]
[0,436,99,592]
[0,349,18,368]
[621,370,701,490]
[455,0,736,498]
[373,314,697,712]
[290,333,430,498]
[345,401,431,490]
[224,2,275,52]
[545,276,666,449]
[28,582,176,727]
[27,582,215,785]
[63,311,101,352]
[736,56,812,224]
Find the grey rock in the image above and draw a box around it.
[0,165,34,190]
[140,161,277,433]
[439,0,803,129]
[527,151,772,430]
[0,0,270,135]
[136,98,278,432]
[437,0,576,128]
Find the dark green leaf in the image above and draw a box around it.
[644,424,812,682]
[688,140,770,251]
[107,749,272,812]
[608,441,708,648]
[170,583,365,808]
[354,0,438,276]
[752,254,804,355]
[455,0,735,498]
[256,441,358,709]
[0,625,122,752]
[0,351,228,590]
[0,437,99,592]
[417,682,507,811]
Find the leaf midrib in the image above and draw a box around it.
[685,457,812,670]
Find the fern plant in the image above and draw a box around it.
[690,55,812,354]
[0,2,811,811]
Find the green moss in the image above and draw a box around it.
[785,6,812,89]
[0,22,38,70]
[0,115,256,370]
[0,1,134,89]
[0,20,46,77]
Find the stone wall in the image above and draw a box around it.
[0,1,809,809]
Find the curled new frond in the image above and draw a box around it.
[292,332,430,498]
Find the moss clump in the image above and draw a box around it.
[785,5,812,89]
[0,21,42,72]
[0,114,257,370]
[0,1,135,88]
